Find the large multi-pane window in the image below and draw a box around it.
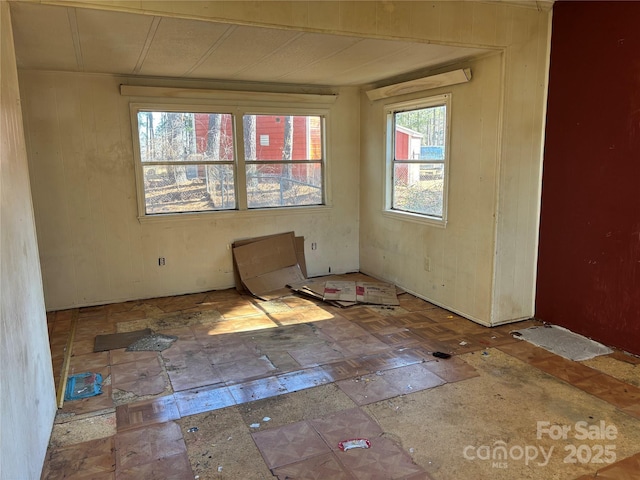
[386,94,450,222]
[132,107,325,216]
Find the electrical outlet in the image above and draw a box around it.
[311,242,317,250]
[158,257,166,266]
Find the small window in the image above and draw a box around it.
[386,95,450,223]
[136,110,236,214]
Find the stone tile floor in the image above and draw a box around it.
[42,273,640,479]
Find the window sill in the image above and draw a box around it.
[137,204,332,224]
[382,209,447,228]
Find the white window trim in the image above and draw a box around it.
[383,93,451,227]
[129,101,331,222]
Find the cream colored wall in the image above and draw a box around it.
[25,1,552,324]
[357,4,551,326]
[0,3,57,478]
[20,72,360,310]
[492,13,552,324]
[359,3,551,326]
[361,53,502,323]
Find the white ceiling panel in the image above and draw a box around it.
[190,25,303,80]
[335,43,482,85]
[75,8,155,74]
[138,17,233,77]
[278,38,420,85]
[9,2,493,87]
[235,32,364,82]
[10,3,79,72]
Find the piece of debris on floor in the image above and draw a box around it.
[432,351,451,359]
[125,333,178,351]
[93,328,152,352]
[64,372,102,401]
[338,438,371,451]
[512,324,613,361]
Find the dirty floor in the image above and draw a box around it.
[42,273,640,479]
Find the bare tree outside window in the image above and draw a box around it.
[282,115,294,190]
[136,110,236,214]
[244,114,257,191]
[244,114,323,209]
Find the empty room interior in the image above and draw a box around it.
[2,1,640,479]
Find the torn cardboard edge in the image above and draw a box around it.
[289,277,357,308]
[232,231,307,301]
[324,280,357,302]
[356,282,400,306]
[288,277,400,307]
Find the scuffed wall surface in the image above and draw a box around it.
[359,3,551,326]
[360,53,502,324]
[0,3,57,478]
[17,1,552,324]
[20,72,360,310]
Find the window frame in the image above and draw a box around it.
[240,110,327,210]
[383,93,451,227]
[130,102,330,220]
[131,105,239,216]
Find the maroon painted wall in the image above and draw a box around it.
[536,1,640,355]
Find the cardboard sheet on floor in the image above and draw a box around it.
[232,232,307,294]
[323,281,357,302]
[512,325,613,361]
[233,232,306,300]
[288,276,357,307]
[289,277,399,307]
[356,282,400,306]
[93,328,152,352]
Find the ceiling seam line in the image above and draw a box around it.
[183,24,238,77]
[133,16,162,75]
[274,38,367,82]
[67,8,84,72]
[229,31,306,80]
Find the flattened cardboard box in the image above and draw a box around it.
[289,277,399,307]
[323,281,357,302]
[288,276,357,308]
[232,232,306,300]
[356,281,400,306]
[232,232,306,294]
